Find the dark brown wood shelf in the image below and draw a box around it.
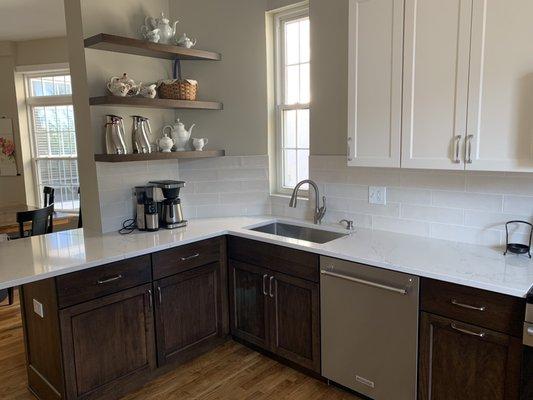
[84,33,221,61]
[94,150,225,163]
[89,96,223,110]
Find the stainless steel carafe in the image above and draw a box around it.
[132,116,152,154]
[105,115,128,154]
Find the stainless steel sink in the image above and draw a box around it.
[249,222,347,244]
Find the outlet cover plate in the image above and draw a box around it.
[33,299,44,318]
[369,186,387,205]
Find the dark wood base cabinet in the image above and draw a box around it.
[17,236,531,400]
[419,278,527,400]
[19,237,228,400]
[228,237,321,373]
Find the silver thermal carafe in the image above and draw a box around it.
[105,115,128,154]
[132,115,153,154]
[149,180,187,229]
[134,186,159,231]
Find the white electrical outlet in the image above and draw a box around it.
[369,186,387,205]
[33,299,44,318]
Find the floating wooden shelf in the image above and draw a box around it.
[94,150,225,163]
[84,33,221,61]
[89,96,223,110]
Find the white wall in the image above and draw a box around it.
[0,37,69,208]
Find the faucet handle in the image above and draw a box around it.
[339,219,355,231]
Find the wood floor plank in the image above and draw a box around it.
[0,291,362,400]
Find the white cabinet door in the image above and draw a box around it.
[347,0,403,168]
[401,0,472,170]
[466,0,533,172]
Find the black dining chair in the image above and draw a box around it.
[77,187,82,228]
[4,205,55,306]
[17,204,54,238]
[43,186,55,207]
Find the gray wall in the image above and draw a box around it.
[170,0,269,155]
[310,0,348,155]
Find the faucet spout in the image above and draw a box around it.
[289,179,327,224]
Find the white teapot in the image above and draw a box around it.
[145,13,179,44]
[176,33,197,49]
[162,119,195,151]
[158,133,174,153]
[141,27,161,43]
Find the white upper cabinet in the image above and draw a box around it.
[347,0,403,167]
[347,0,533,172]
[401,0,472,170]
[466,0,533,172]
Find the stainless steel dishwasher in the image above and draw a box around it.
[321,256,419,400]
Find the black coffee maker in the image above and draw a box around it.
[149,180,187,229]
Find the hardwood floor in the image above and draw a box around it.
[0,291,361,400]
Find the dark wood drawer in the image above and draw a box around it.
[56,255,152,309]
[152,238,221,280]
[420,278,525,337]
[228,236,319,282]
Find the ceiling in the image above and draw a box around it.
[0,0,66,41]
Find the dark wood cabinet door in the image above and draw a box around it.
[269,271,320,372]
[419,312,522,400]
[59,284,156,400]
[228,260,269,350]
[154,263,222,366]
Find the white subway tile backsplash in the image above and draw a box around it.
[323,184,367,199]
[401,204,463,224]
[373,217,430,237]
[431,191,503,212]
[216,168,268,181]
[388,188,431,205]
[503,195,533,215]
[195,181,242,194]
[308,155,531,246]
[429,224,502,246]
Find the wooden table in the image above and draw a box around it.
[0,204,73,235]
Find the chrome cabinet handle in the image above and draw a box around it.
[527,326,533,336]
[147,289,153,308]
[269,276,275,298]
[321,269,409,295]
[453,135,462,163]
[262,274,268,296]
[97,274,123,285]
[466,134,474,164]
[157,286,162,304]
[451,299,486,312]
[180,253,200,261]
[451,322,486,338]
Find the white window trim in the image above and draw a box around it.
[23,69,79,212]
[273,4,310,196]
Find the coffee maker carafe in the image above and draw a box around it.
[134,186,159,232]
[149,180,187,229]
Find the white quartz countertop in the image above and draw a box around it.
[1,216,532,298]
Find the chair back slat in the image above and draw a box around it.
[17,204,54,238]
[43,186,55,207]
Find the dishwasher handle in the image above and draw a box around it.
[320,269,410,295]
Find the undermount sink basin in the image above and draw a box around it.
[249,222,347,244]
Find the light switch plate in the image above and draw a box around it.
[369,186,387,205]
[33,299,44,318]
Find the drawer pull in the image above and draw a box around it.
[180,253,200,261]
[262,274,268,296]
[451,299,486,312]
[97,274,123,285]
[269,276,275,298]
[451,322,486,338]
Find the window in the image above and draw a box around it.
[25,72,79,211]
[274,6,310,193]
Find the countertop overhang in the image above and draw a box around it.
[1,216,532,298]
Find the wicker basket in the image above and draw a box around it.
[158,79,198,101]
